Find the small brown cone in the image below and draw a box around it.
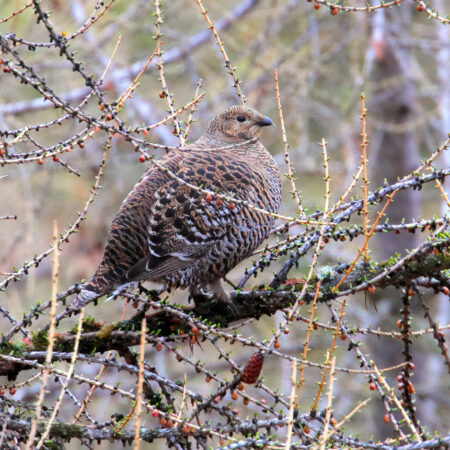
[242,352,264,384]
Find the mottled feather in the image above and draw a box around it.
[74,105,281,309]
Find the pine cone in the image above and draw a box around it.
[242,351,264,384]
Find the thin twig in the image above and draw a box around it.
[25,221,59,449]
[133,318,147,450]
[194,0,246,103]
[284,359,297,449]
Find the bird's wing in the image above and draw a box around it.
[119,150,251,282]
[124,244,213,282]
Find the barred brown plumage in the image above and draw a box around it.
[73,105,281,312]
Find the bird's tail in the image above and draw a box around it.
[72,263,117,309]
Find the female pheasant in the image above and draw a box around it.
[74,105,281,310]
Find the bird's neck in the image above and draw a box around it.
[194,132,253,148]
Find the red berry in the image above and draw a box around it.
[442,286,449,295]
[9,387,16,395]
[105,113,113,121]
[284,328,290,335]
[417,2,424,11]
[37,159,44,165]
[152,410,159,417]
[274,339,280,349]
[155,341,162,351]
[139,155,146,163]
[53,155,59,162]
[367,285,376,293]
[369,382,375,391]
[205,193,213,202]
[314,3,320,9]
[384,414,390,423]
[231,390,238,400]
[3,66,10,73]
[330,6,337,15]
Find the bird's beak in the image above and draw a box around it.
[257,116,273,127]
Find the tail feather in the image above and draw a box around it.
[72,262,117,309]
[72,287,100,309]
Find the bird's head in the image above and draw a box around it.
[202,105,273,143]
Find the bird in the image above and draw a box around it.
[73,105,281,312]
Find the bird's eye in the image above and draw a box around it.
[236,115,246,122]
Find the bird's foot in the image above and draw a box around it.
[190,281,239,317]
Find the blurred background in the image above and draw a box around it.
[0,0,449,447]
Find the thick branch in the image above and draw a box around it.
[1,247,448,379]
